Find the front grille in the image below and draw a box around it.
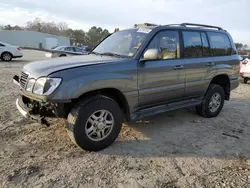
[20,71,29,89]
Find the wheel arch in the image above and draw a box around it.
[1,51,13,57]
[69,88,130,121]
[210,74,230,100]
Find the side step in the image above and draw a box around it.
[133,98,202,120]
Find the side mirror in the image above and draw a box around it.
[142,49,160,61]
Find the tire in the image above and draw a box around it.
[244,78,248,84]
[1,52,12,61]
[196,84,225,118]
[59,54,66,57]
[66,95,123,151]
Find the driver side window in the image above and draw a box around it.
[146,30,180,59]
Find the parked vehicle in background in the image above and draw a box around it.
[85,45,95,52]
[51,46,59,49]
[14,23,240,151]
[45,46,86,58]
[0,41,23,61]
[240,55,250,83]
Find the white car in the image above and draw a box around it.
[0,41,23,61]
[240,55,250,84]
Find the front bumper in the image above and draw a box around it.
[16,95,68,119]
[15,96,44,121]
[16,97,28,118]
[16,96,51,125]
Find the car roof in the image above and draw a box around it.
[0,41,12,46]
[125,23,228,34]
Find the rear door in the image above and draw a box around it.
[182,31,216,98]
[207,32,239,79]
[64,47,75,53]
[73,47,84,54]
[138,30,185,107]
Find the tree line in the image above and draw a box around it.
[0,19,248,49]
[235,43,248,50]
[0,18,110,46]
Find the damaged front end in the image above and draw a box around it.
[13,75,67,126]
[16,96,55,125]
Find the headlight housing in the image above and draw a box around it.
[33,77,62,95]
[25,79,36,92]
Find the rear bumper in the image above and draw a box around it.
[230,77,240,91]
[242,73,250,78]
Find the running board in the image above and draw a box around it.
[133,98,202,120]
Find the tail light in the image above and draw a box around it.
[242,60,248,64]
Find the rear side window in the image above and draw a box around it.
[74,47,83,52]
[207,32,232,56]
[183,31,203,58]
[64,47,74,52]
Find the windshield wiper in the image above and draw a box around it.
[90,51,101,55]
[99,52,124,58]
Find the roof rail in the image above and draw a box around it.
[165,24,181,26]
[134,23,159,27]
[180,23,223,30]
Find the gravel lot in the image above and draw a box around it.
[0,50,250,188]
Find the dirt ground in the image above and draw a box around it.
[0,50,250,188]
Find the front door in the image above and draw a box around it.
[138,30,185,108]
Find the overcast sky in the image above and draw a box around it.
[0,0,249,45]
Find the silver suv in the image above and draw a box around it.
[14,23,240,151]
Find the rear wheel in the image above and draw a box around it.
[244,78,248,84]
[196,84,225,118]
[66,95,123,151]
[59,54,66,57]
[1,52,12,61]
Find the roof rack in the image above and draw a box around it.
[165,23,223,30]
[180,23,223,30]
[134,23,159,27]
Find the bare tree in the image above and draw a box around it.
[3,17,111,46]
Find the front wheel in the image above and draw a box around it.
[196,84,225,118]
[66,95,123,151]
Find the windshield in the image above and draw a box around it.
[53,46,65,51]
[93,29,150,57]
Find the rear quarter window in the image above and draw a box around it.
[207,32,232,56]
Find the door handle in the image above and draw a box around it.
[206,62,215,66]
[173,65,184,70]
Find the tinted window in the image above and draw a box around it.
[201,33,210,56]
[147,30,180,59]
[207,32,232,56]
[64,47,74,52]
[74,47,83,52]
[183,31,202,58]
[54,46,64,50]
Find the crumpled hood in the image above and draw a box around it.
[22,54,123,78]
